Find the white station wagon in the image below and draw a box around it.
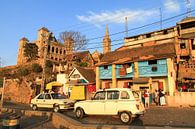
[74,88,145,124]
[30,92,75,112]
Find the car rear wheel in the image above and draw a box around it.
[53,105,60,112]
[119,112,133,124]
[32,105,38,111]
[75,108,84,119]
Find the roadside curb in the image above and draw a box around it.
[52,113,195,129]
[2,108,195,129]
[1,108,53,129]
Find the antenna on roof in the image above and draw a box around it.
[125,17,128,37]
[185,0,192,17]
[159,8,162,30]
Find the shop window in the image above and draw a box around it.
[148,60,157,65]
[180,43,186,49]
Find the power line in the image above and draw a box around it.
[83,11,195,50]
[83,10,195,46]
[52,9,195,51]
[86,9,195,42]
[54,3,182,36]
[53,2,180,34]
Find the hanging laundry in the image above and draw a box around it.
[126,66,133,73]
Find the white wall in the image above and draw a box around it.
[57,74,69,84]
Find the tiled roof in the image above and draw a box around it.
[65,51,91,61]
[98,43,175,65]
[76,67,96,83]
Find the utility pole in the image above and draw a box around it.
[125,17,128,37]
[0,57,2,68]
[41,35,49,92]
[0,77,6,112]
[185,0,191,17]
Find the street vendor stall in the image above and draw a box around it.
[46,81,63,92]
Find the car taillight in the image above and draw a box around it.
[136,104,139,110]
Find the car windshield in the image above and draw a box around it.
[51,93,66,99]
[132,91,140,98]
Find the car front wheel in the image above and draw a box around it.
[75,108,84,119]
[119,112,133,124]
[32,105,38,111]
[54,105,60,112]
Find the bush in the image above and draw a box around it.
[32,63,42,73]
[46,60,53,68]
[79,62,88,67]
[17,68,29,76]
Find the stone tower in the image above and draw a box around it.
[17,37,29,65]
[36,27,50,58]
[64,38,74,54]
[103,25,111,54]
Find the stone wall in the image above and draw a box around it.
[166,92,195,107]
[3,79,32,104]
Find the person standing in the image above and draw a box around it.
[159,90,166,106]
[182,84,187,92]
[144,89,150,109]
[154,89,159,106]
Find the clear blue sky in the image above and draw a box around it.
[0,0,194,66]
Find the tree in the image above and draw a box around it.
[46,60,53,68]
[79,62,88,67]
[32,63,42,73]
[59,31,87,51]
[17,68,29,76]
[24,43,38,61]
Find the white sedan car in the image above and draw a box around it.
[74,88,145,124]
[30,92,75,112]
